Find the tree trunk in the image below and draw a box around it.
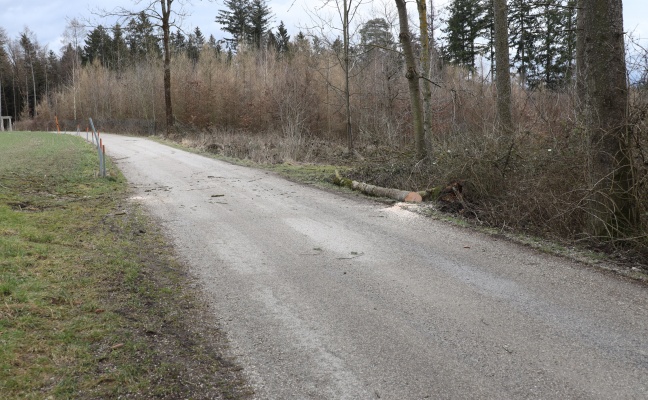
[417,0,433,149]
[581,0,639,237]
[334,171,422,203]
[493,0,512,135]
[395,0,426,161]
[343,0,353,154]
[575,0,586,106]
[30,61,36,118]
[161,0,174,137]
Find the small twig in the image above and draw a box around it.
[337,252,365,260]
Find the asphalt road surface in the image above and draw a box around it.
[104,134,648,399]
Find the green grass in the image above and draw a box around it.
[0,132,248,399]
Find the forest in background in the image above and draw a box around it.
[1,0,647,256]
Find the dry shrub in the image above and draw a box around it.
[181,128,345,165]
[630,88,648,245]
[29,44,647,250]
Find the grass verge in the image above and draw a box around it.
[0,132,249,399]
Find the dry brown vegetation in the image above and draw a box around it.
[26,44,648,256]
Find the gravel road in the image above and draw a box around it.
[104,134,648,399]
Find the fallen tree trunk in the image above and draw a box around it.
[334,171,423,203]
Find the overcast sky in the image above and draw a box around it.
[1,0,646,54]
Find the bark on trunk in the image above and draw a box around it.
[161,0,174,137]
[575,0,586,106]
[417,0,433,149]
[334,171,423,203]
[395,0,426,161]
[493,0,512,135]
[343,0,353,154]
[582,0,639,237]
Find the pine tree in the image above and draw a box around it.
[533,0,577,89]
[126,12,160,59]
[19,30,43,118]
[194,26,205,46]
[249,0,272,48]
[359,18,395,53]
[215,0,272,50]
[508,0,541,84]
[216,0,252,49]
[276,21,290,54]
[187,27,205,63]
[442,0,487,70]
[83,25,111,66]
[111,24,129,71]
[171,30,186,54]
[207,34,222,56]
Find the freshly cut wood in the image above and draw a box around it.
[334,171,423,203]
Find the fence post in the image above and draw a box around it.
[88,118,105,177]
[102,143,106,177]
[99,138,105,177]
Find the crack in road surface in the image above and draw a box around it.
[104,134,648,399]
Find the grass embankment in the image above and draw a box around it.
[0,132,248,399]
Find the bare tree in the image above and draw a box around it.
[0,28,7,119]
[580,0,640,237]
[307,0,369,155]
[395,0,426,160]
[102,0,188,136]
[341,0,353,153]
[62,18,86,122]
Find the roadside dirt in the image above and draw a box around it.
[93,200,251,399]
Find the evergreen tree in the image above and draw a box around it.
[216,0,251,49]
[171,30,187,54]
[194,26,205,46]
[187,27,205,62]
[248,0,272,48]
[266,30,278,52]
[442,0,488,70]
[126,12,161,59]
[207,34,222,56]
[503,0,578,89]
[533,0,578,89]
[481,0,496,78]
[0,28,11,117]
[59,44,78,85]
[83,25,111,66]
[292,31,311,53]
[508,0,541,83]
[215,0,272,50]
[359,18,395,53]
[19,30,44,118]
[111,24,129,71]
[45,50,60,95]
[276,20,290,54]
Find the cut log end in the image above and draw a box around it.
[403,192,423,203]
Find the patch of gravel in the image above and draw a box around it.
[94,201,253,399]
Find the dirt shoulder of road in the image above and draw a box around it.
[97,200,254,399]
